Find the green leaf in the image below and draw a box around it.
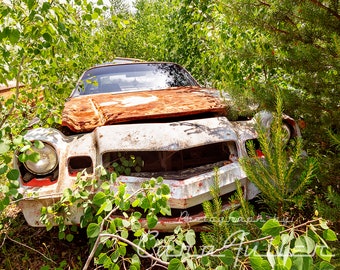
[168,258,185,270]
[124,167,131,175]
[13,135,24,145]
[291,255,312,270]
[272,235,281,246]
[118,245,126,256]
[28,152,40,162]
[108,220,116,234]
[228,210,240,222]
[91,12,99,20]
[323,229,337,241]
[93,191,106,206]
[319,219,329,230]
[316,246,333,262]
[131,254,140,267]
[132,211,142,219]
[161,184,170,195]
[43,33,52,43]
[249,250,271,270]
[120,229,129,239]
[122,159,129,167]
[119,200,130,211]
[122,219,130,228]
[58,231,65,240]
[114,217,123,227]
[185,230,196,247]
[3,155,11,164]
[219,249,234,265]
[293,236,315,254]
[215,267,228,270]
[149,178,156,187]
[97,200,113,215]
[41,2,51,12]
[0,164,8,175]
[6,169,19,180]
[132,198,140,207]
[62,188,72,199]
[98,253,111,265]
[281,232,294,245]
[18,153,27,162]
[0,197,10,212]
[66,233,74,242]
[100,181,110,190]
[186,258,194,269]
[34,140,45,149]
[144,233,156,249]
[110,249,120,262]
[201,256,211,266]
[0,142,10,154]
[87,223,100,238]
[319,261,335,270]
[146,213,158,229]
[9,29,20,44]
[130,266,138,270]
[140,197,150,209]
[26,0,35,10]
[261,219,283,236]
[20,145,31,152]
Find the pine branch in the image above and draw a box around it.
[326,186,340,207]
[290,158,317,198]
[309,0,340,20]
[240,91,316,217]
[285,138,303,187]
[328,130,340,150]
[241,158,282,202]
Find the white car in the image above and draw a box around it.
[16,59,301,230]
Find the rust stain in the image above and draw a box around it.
[62,87,227,132]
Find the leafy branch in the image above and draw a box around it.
[0,55,25,130]
[83,184,170,269]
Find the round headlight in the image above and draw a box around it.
[24,144,58,175]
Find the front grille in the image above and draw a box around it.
[102,141,237,179]
[68,156,93,175]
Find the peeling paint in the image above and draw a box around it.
[62,87,227,132]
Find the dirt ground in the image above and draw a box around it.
[0,205,166,270]
[0,205,90,270]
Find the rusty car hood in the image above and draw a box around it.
[62,87,227,132]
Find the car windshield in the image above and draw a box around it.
[71,63,199,97]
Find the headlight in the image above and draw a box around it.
[24,144,58,175]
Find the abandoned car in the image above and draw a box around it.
[16,59,301,230]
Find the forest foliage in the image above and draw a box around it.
[0,0,339,269]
